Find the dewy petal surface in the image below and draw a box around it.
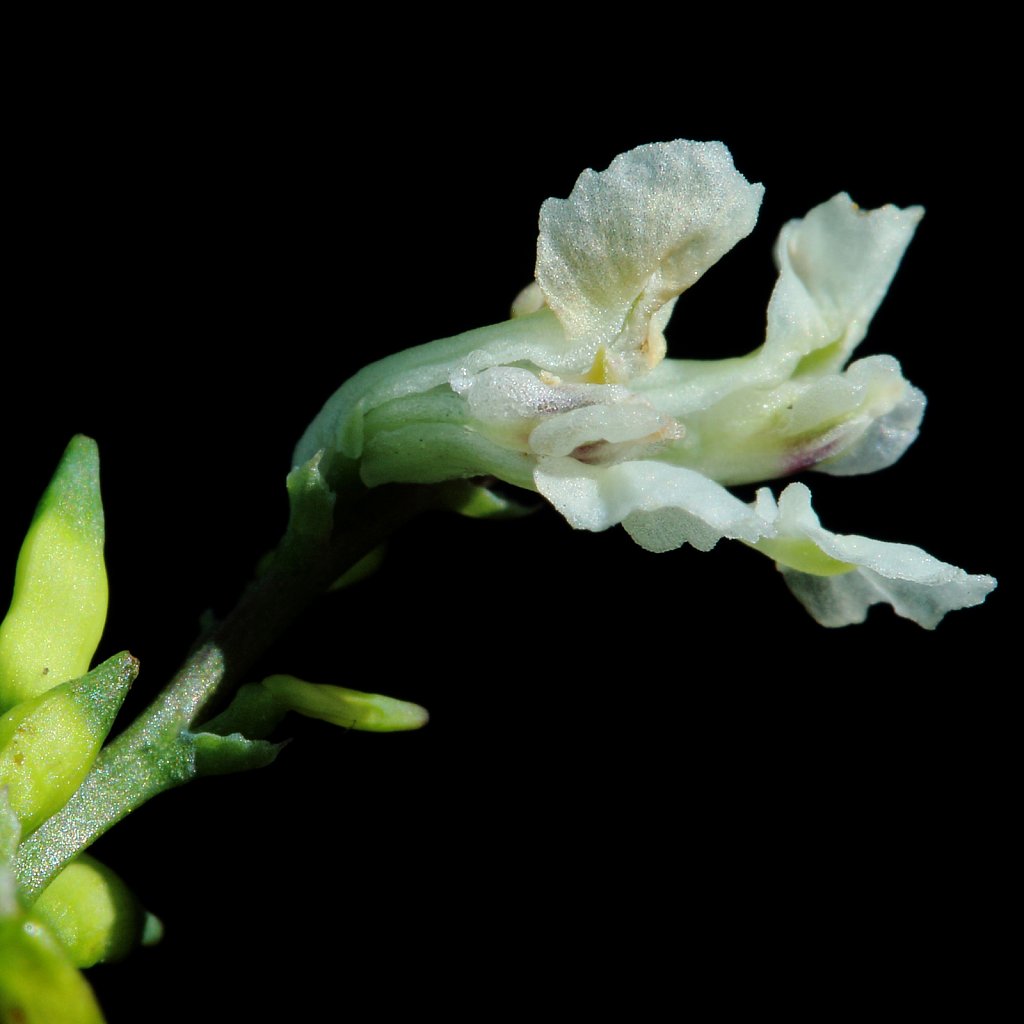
[753,484,997,628]
[537,141,763,376]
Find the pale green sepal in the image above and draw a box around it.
[0,436,108,712]
[360,419,537,491]
[0,653,137,836]
[262,675,429,732]
[189,731,284,777]
[293,308,569,472]
[31,854,156,967]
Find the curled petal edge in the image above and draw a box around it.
[754,484,997,628]
[765,192,924,373]
[533,459,995,629]
[533,457,765,553]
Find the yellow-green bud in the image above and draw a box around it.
[0,652,136,837]
[0,872,104,1024]
[0,436,108,713]
[262,675,429,732]
[31,854,160,968]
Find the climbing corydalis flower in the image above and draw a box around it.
[296,140,995,628]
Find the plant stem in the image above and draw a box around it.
[14,484,436,901]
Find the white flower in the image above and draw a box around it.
[295,140,996,628]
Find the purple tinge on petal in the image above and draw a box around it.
[783,437,845,475]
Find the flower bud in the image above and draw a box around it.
[262,675,429,732]
[0,652,136,836]
[0,437,108,713]
[0,864,103,1024]
[30,854,161,968]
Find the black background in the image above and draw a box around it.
[5,38,1012,1020]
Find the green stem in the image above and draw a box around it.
[14,484,437,901]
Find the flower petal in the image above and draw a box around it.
[809,357,926,476]
[754,484,997,628]
[534,457,765,553]
[635,353,924,485]
[537,140,763,377]
[764,193,923,374]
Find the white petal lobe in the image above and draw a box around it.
[535,458,765,552]
[765,194,924,371]
[761,484,997,628]
[537,141,763,372]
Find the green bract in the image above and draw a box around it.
[296,139,996,628]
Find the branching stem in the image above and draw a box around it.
[15,484,436,901]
